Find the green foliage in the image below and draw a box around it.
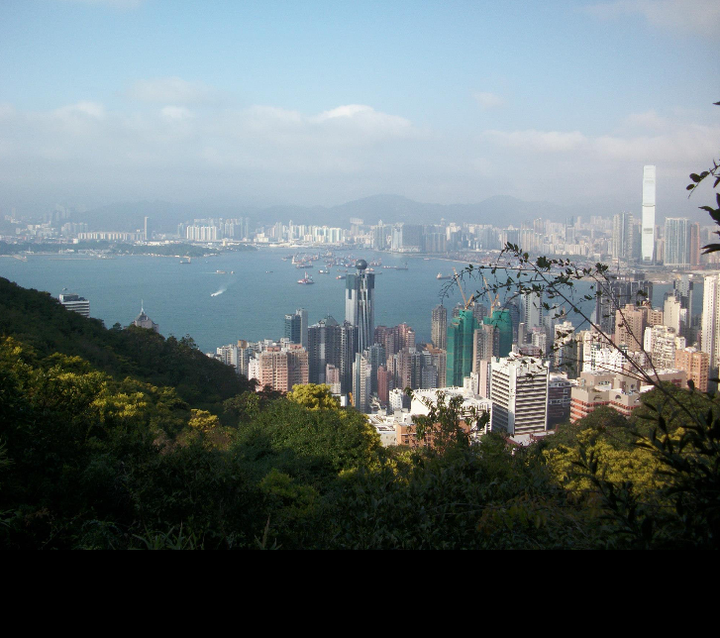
[0,277,252,411]
[287,383,340,410]
[3,273,720,549]
[686,100,720,253]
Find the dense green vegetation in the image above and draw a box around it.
[1,277,719,549]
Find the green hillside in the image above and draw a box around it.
[0,277,251,408]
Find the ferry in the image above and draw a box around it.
[298,272,315,285]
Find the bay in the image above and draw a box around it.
[0,249,704,353]
[0,249,469,353]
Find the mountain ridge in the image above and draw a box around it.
[76,194,574,233]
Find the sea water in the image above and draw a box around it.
[0,249,703,353]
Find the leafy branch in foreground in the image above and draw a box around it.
[687,100,720,254]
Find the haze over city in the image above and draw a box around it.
[1,0,719,218]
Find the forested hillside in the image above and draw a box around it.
[0,277,251,408]
[1,277,719,549]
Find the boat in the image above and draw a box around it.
[298,271,315,285]
[335,274,346,280]
[436,273,453,280]
[180,258,191,264]
[318,268,330,274]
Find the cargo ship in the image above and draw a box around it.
[298,271,315,285]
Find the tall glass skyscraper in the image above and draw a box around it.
[284,308,308,348]
[664,218,690,268]
[642,165,656,264]
[446,309,476,386]
[345,260,375,354]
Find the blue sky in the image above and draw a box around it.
[1,0,718,217]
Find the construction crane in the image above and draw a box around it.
[452,267,474,310]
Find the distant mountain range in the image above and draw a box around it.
[78,194,576,233]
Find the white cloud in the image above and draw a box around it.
[53,101,106,120]
[595,124,720,163]
[585,0,720,37]
[161,106,194,122]
[127,77,219,105]
[484,129,587,152]
[0,99,714,217]
[624,110,669,131]
[473,92,506,110]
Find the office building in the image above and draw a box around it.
[58,293,90,317]
[352,351,372,413]
[522,292,544,330]
[642,165,656,263]
[612,212,634,261]
[701,273,720,369]
[664,218,690,268]
[345,260,375,354]
[690,223,701,267]
[490,356,549,436]
[284,308,308,348]
[307,316,357,394]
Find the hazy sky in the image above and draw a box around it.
[1,0,718,218]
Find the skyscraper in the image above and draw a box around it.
[701,273,720,370]
[431,305,447,349]
[307,316,357,393]
[284,308,308,348]
[612,212,634,261]
[483,310,513,358]
[642,165,656,264]
[490,356,549,436]
[446,309,476,386]
[345,260,375,354]
[664,218,690,268]
[522,291,544,330]
[352,351,372,413]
